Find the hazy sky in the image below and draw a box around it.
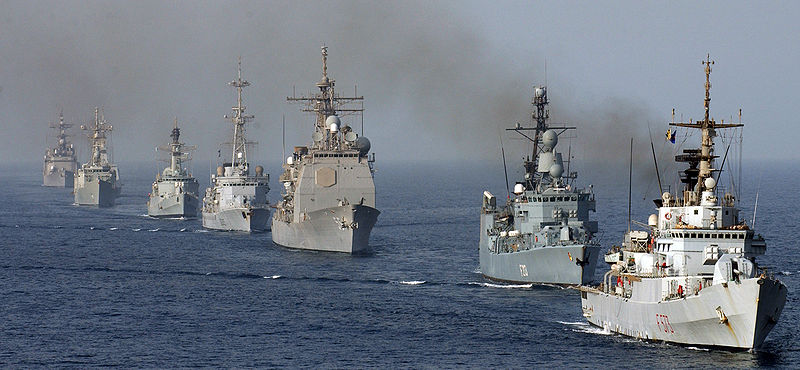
[2,1,798,174]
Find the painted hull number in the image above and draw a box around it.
[656,314,675,334]
[519,264,528,277]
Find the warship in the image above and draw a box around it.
[201,60,270,232]
[43,112,78,187]
[580,56,786,350]
[272,46,379,253]
[479,85,600,285]
[74,108,121,207]
[147,119,200,218]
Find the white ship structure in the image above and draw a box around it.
[148,119,200,218]
[580,56,787,350]
[271,46,379,253]
[201,60,270,232]
[74,108,121,207]
[43,112,78,187]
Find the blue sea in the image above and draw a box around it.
[1,161,797,367]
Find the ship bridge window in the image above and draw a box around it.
[571,196,577,201]
[694,210,699,215]
[725,210,729,215]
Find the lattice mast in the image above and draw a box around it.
[81,107,113,166]
[287,46,363,151]
[225,58,254,170]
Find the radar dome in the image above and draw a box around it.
[535,87,545,98]
[513,183,525,195]
[216,166,224,176]
[648,214,658,227]
[255,165,264,176]
[354,136,371,155]
[549,163,563,178]
[329,123,338,133]
[704,177,716,189]
[325,115,341,126]
[286,156,294,165]
[542,129,558,151]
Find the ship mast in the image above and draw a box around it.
[225,57,254,171]
[50,110,74,156]
[669,55,743,205]
[287,46,364,151]
[507,86,574,191]
[82,107,112,167]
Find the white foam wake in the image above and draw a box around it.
[472,282,533,289]
[264,275,282,279]
[399,280,426,285]
[109,227,118,231]
[558,320,612,335]
[148,228,160,232]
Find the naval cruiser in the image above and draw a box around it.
[43,112,78,187]
[479,85,600,285]
[201,60,270,232]
[147,119,200,218]
[74,108,121,207]
[272,46,379,253]
[580,56,786,350]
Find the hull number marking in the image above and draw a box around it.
[656,314,675,334]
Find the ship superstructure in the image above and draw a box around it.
[74,108,121,207]
[580,56,786,350]
[479,85,600,285]
[201,60,270,232]
[43,112,78,187]
[148,119,200,218]
[272,46,379,253]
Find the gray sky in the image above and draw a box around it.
[1,1,798,172]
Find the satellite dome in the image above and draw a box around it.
[325,115,341,126]
[329,123,338,133]
[513,183,525,195]
[704,177,716,189]
[549,163,563,178]
[354,136,371,155]
[542,129,558,151]
[535,87,545,98]
[255,165,264,176]
[286,156,294,165]
[648,214,658,227]
[216,166,224,176]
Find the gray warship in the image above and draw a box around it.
[147,119,200,218]
[74,108,121,207]
[43,112,78,187]
[479,85,600,285]
[201,60,270,232]
[580,56,786,350]
[272,46,379,253]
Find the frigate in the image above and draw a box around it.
[147,119,200,218]
[43,112,78,187]
[479,85,600,285]
[74,108,121,207]
[580,56,786,350]
[272,46,379,253]
[201,60,270,232]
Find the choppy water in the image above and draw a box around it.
[1,162,797,367]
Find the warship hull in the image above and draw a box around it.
[479,240,600,285]
[580,277,787,350]
[148,192,199,218]
[272,204,380,253]
[74,177,119,207]
[43,165,75,188]
[202,207,270,232]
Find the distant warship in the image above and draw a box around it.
[43,112,78,187]
[201,60,270,232]
[74,108,121,207]
[580,56,786,350]
[272,46,379,253]
[479,85,600,285]
[148,119,200,218]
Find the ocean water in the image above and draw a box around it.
[1,161,798,367]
